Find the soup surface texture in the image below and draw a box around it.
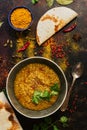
[14,63,60,110]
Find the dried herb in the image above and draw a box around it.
[46,0,54,7]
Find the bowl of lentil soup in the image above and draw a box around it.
[8,6,33,31]
[6,57,68,118]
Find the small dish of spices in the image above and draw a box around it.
[8,6,33,31]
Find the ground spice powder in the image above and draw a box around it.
[11,8,32,29]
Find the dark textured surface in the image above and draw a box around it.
[0,0,87,129]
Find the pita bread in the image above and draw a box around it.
[36,7,78,45]
[0,92,23,130]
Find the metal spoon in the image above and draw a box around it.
[60,62,83,112]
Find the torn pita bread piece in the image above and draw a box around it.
[36,7,78,45]
[0,92,23,130]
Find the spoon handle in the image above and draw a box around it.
[60,77,76,112]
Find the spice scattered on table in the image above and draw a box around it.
[68,94,78,113]
[4,39,13,48]
[42,38,52,59]
[17,41,30,52]
[72,33,82,42]
[14,33,25,62]
[41,37,69,71]
[26,40,35,57]
[0,58,9,88]
[50,44,65,59]
[10,7,32,29]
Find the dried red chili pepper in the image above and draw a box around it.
[17,42,30,53]
[84,82,87,85]
[63,23,77,33]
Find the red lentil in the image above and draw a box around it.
[50,44,65,59]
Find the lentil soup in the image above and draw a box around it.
[14,63,60,110]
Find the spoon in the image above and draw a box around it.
[60,62,83,112]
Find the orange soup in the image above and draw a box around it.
[14,63,60,110]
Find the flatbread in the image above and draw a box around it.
[0,92,23,130]
[36,7,78,45]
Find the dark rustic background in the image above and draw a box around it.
[0,0,87,130]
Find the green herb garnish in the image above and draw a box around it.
[32,90,42,104]
[32,83,60,104]
[0,21,4,28]
[51,91,58,96]
[32,90,51,104]
[59,116,69,127]
[32,115,69,130]
[50,83,60,92]
[32,124,39,130]
[31,0,39,4]
[60,116,68,123]
[41,90,51,100]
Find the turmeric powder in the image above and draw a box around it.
[10,7,32,29]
